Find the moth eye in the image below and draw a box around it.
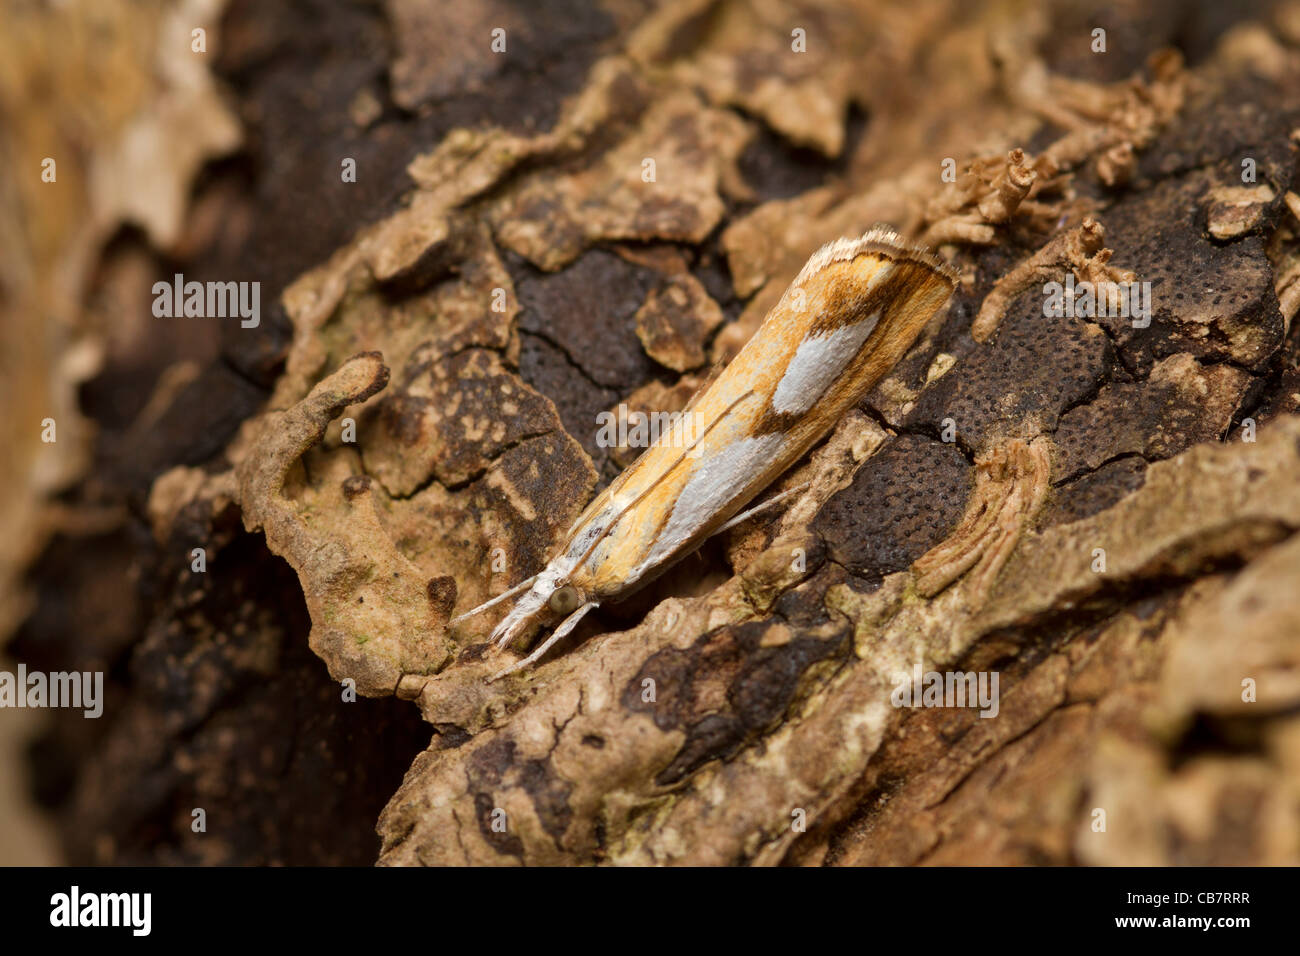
[548,585,581,615]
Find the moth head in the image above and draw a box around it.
[488,570,586,650]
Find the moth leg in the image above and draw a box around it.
[447,574,538,626]
[713,481,811,536]
[488,601,599,682]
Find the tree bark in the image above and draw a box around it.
[5,0,1300,866]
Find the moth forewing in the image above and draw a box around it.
[462,226,957,676]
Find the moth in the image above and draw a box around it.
[453,225,957,679]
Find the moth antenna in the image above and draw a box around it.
[488,601,599,681]
[569,389,759,574]
[447,574,538,626]
[681,363,723,412]
[712,480,811,536]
